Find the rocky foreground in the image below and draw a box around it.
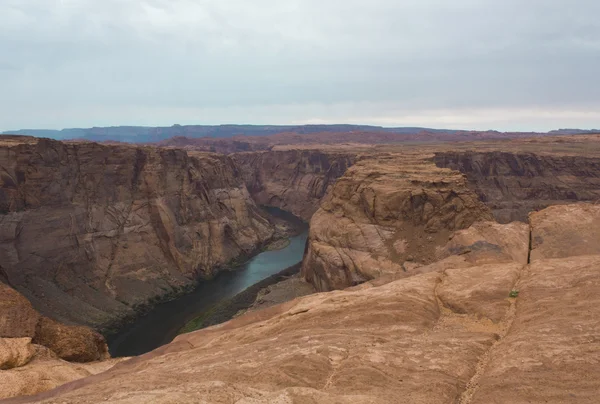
[2,202,597,403]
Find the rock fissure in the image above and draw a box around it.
[456,264,523,404]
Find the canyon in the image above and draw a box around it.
[1,133,599,402]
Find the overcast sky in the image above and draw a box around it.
[1,0,599,131]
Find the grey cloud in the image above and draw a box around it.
[0,0,599,130]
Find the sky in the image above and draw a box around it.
[1,0,599,132]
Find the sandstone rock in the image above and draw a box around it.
[5,267,518,404]
[529,203,600,261]
[470,255,600,404]
[0,283,40,338]
[0,349,126,400]
[32,318,109,363]
[437,262,521,323]
[434,151,600,223]
[0,338,35,370]
[232,150,356,221]
[6,203,600,404]
[0,138,275,331]
[0,283,110,364]
[436,220,530,265]
[302,154,494,291]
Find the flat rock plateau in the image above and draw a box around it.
[1,133,599,403]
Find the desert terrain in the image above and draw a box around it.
[1,131,599,402]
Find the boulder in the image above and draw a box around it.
[32,317,109,363]
[0,348,126,401]
[0,283,40,339]
[0,338,35,370]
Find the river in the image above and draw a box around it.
[108,229,308,357]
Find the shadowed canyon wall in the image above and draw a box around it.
[232,150,356,221]
[433,151,600,223]
[0,137,274,332]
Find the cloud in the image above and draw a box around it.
[1,0,599,130]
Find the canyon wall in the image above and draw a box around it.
[232,150,356,221]
[301,153,494,291]
[434,151,600,223]
[0,137,274,332]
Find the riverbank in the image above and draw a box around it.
[179,262,309,334]
[107,228,308,357]
[103,205,307,341]
[238,273,315,315]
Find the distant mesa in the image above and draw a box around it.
[3,124,597,149]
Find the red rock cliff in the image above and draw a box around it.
[0,137,274,332]
[301,153,493,291]
[433,151,600,222]
[232,150,356,221]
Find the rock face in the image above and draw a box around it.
[467,203,600,403]
[232,150,356,221]
[0,282,109,363]
[469,254,600,404]
[437,220,530,266]
[0,137,274,332]
[32,318,109,363]
[302,154,494,291]
[4,207,600,403]
[0,283,40,339]
[0,282,116,399]
[434,151,600,223]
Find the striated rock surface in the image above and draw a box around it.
[4,267,518,404]
[3,204,600,404]
[470,254,600,404]
[434,151,600,223]
[302,153,494,291]
[232,150,356,221]
[0,137,275,332]
[0,283,40,339]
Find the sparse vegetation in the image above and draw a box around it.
[509,289,520,298]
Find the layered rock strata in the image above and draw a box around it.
[232,150,356,221]
[434,151,600,223]
[0,137,274,331]
[302,153,493,291]
[10,203,600,404]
